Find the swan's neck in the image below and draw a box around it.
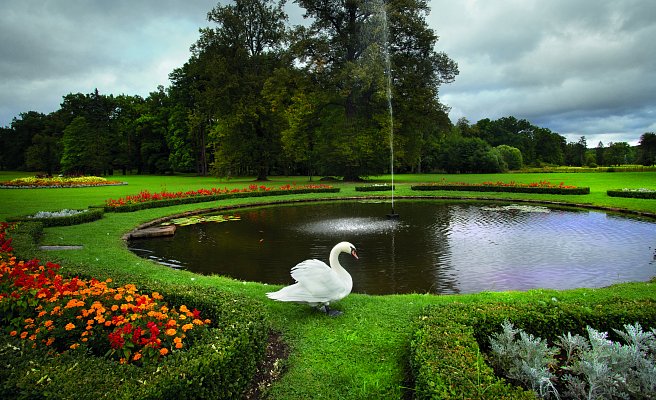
[329,246,344,272]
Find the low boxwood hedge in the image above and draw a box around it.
[354,185,395,192]
[410,296,656,399]
[607,189,656,199]
[6,208,104,227]
[1,224,269,400]
[411,184,590,195]
[0,283,268,400]
[101,188,341,213]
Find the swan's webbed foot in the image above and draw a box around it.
[317,305,342,317]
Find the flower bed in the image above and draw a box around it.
[7,208,104,227]
[0,222,268,398]
[355,184,395,192]
[607,188,656,199]
[0,176,126,188]
[103,183,340,212]
[411,180,590,195]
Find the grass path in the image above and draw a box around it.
[1,171,655,398]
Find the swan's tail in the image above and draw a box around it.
[266,284,324,306]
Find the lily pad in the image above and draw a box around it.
[162,214,241,226]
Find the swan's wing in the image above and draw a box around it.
[289,259,346,300]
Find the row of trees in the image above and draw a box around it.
[1,0,654,177]
[443,117,656,173]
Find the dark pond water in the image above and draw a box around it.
[129,200,656,295]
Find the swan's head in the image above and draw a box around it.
[337,241,358,260]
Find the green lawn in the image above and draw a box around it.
[1,171,655,399]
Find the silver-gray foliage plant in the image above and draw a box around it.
[489,321,656,399]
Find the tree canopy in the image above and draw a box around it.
[0,1,648,177]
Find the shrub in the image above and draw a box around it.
[607,189,656,199]
[412,180,590,195]
[354,184,395,192]
[7,208,104,227]
[103,185,340,212]
[410,297,656,399]
[489,321,656,399]
[0,223,269,399]
[0,176,125,188]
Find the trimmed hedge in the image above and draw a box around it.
[0,284,268,400]
[411,184,590,195]
[354,185,395,192]
[607,189,656,199]
[6,208,104,227]
[1,224,269,400]
[410,296,656,399]
[101,188,341,212]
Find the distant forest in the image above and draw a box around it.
[1,0,655,178]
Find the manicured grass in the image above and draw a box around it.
[1,170,656,399]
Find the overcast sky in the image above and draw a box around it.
[2,1,655,146]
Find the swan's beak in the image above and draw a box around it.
[351,248,359,260]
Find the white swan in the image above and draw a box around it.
[266,241,358,316]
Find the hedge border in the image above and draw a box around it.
[354,185,395,192]
[607,189,656,199]
[100,187,341,212]
[1,223,269,400]
[411,184,590,195]
[6,208,104,227]
[411,296,656,399]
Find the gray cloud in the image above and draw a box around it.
[2,0,655,147]
[430,0,656,145]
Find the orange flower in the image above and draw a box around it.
[133,352,142,361]
[20,332,27,339]
[70,343,80,350]
[9,331,17,336]
[165,328,176,336]
[159,348,169,356]
[182,323,193,332]
[175,342,183,349]
[65,323,76,331]
[46,337,55,346]
[44,320,53,328]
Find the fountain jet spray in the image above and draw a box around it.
[377,0,398,219]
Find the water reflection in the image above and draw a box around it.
[129,200,656,295]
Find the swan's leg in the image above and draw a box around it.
[318,305,342,317]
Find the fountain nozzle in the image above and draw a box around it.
[386,207,399,219]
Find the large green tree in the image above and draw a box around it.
[289,0,457,179]
[173,0,289,180]
[637,132,656,166]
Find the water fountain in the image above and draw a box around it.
[371,0,398,218]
